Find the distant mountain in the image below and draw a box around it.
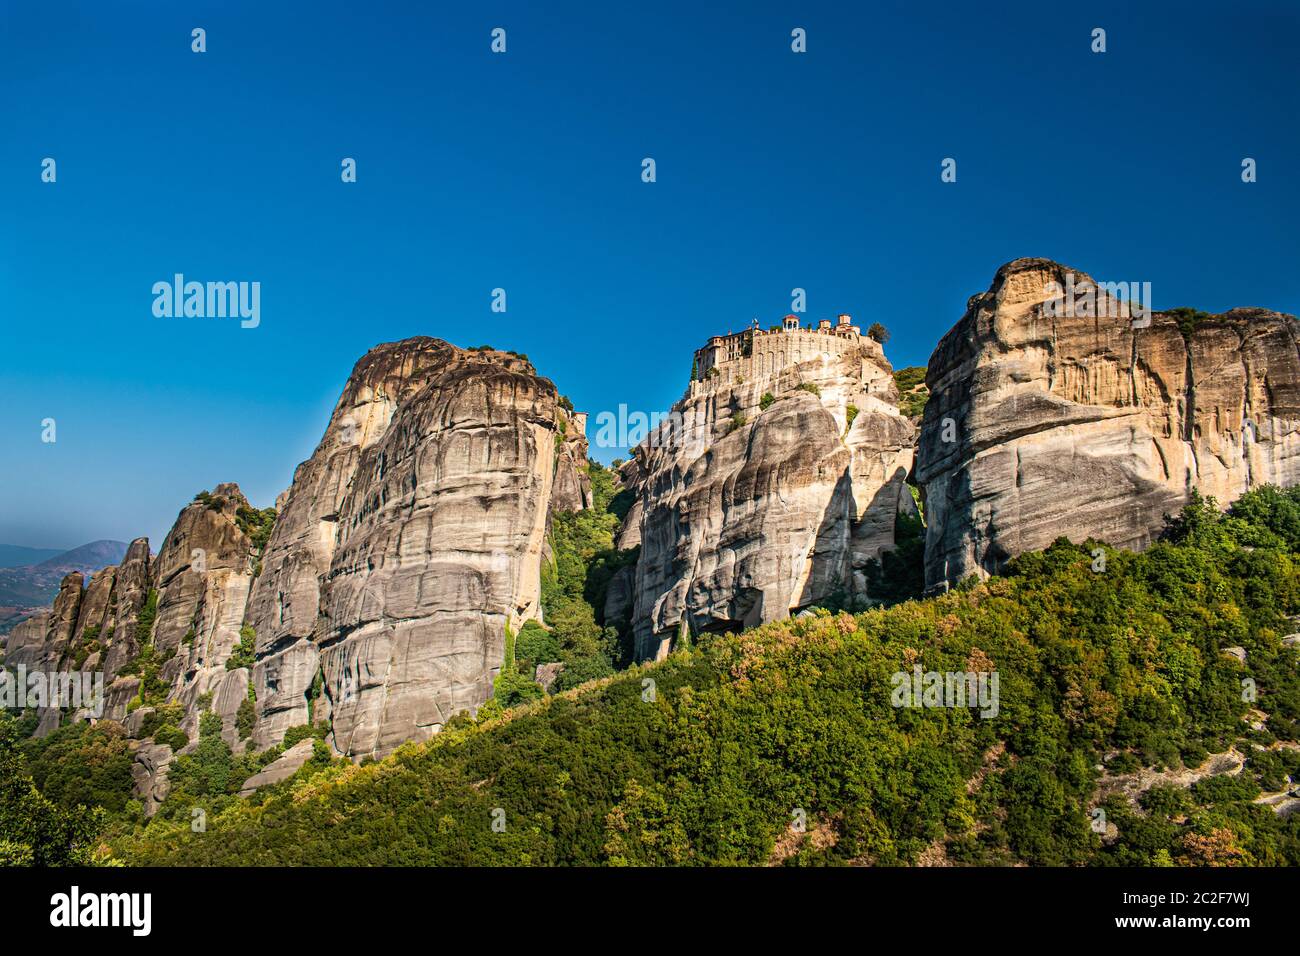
[34,539,129,572]
[0,544,64,568]
[0,539,129,623]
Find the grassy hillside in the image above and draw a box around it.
[94,488,1300,866]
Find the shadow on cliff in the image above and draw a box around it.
[796,465,926,612]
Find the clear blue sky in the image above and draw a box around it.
[3,0,1298,549]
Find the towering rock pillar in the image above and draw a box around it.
[623,320,916,661]
[917,257,1300,590]
[246,338,588,757]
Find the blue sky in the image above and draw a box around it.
[2,0,1299,548]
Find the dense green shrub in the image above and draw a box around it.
[20,721,135,818]
[236,698,256,741]
[235,504,277,553]
[134,589,158,645]
[0,715,109,865]
[1165,306,1214,341]
[227,625,256,671]
[282,722,329,750]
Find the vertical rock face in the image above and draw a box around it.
[244,339,487,749]
[4,336,589,766]
[46,573,84,669]
[3,610,51,672]
[247,338,587,757]
[153,488,255,693]
[551,411,594,514]
[150,485,258,746]
[918,257,1300,589]
[101,538,152,681]
[73,568,115,670]
[623,320,915,661]
[130,741,174,816]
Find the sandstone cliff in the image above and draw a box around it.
[0,484,261,804]
[5,535,155,722]
[150,484,258,747]
[2,337,592,782]
[620,321,916,661]
[245,338,588,757]
[18,267,1298,793]
[918,257,1300,589]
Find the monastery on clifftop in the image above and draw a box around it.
[691,312,875,384]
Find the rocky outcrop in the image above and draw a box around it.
[102,676,140,722]
[534,662,565,693]
[151,485,254,659]
[603,562,636,632]
[918,258,1300,589]
[4,339,592,766]
[246,338,589,757]
[551,411,594,514]
[2,610,50,672]
[131,741,174,816]
[19,484,260,752]
[612,458,645,552]
[237,738,316,796]
[46,573,84,671]
[101,538,153,680]
[149,485,258,746]
[3,575,86,736]
[73,567,114,668]
[622,321,916,661]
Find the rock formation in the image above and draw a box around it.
[236,738,316,797]
[245,338,588,757]
[149,485,258,746]
[918,257,1300,589]
[619,317,917,661]
[130,740,174,816]
[1,337,591,778]
[15,264,1297,795]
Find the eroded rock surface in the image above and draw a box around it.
[622,319,915,660]
[247,338,588,757]
[918,258,1300,589]
[237,738,317,796]
[131,741,174,817]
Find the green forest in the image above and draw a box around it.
[6,480,1299,867]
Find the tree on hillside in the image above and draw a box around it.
[0,713,108,865]
[867,322,890,344]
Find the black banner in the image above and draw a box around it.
[0,866,1275,944]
